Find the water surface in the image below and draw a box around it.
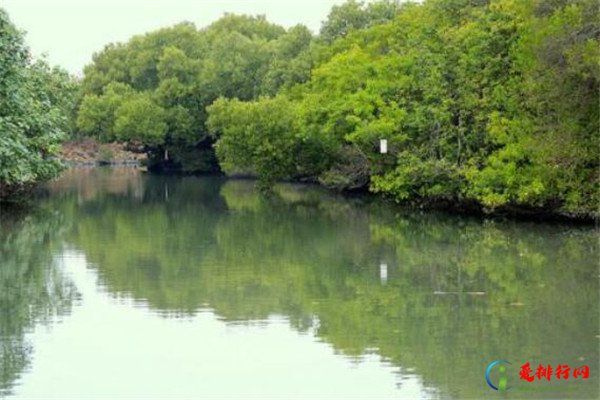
[0,168,597,399]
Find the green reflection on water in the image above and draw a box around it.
[3,167,599,399]
[0,209,77,396]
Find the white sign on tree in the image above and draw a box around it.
[380,139,388,154]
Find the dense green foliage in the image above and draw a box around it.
[75,0,598,216]
[319,0,404,42]
[76,16,314,172]
[209,0,599,215]
[207,96,332,187]
[0,9,77,199]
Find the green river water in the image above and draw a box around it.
[0,167,597,399]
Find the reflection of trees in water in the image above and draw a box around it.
[55,170,598,399]
[43,167,146,202]
[0,211,78,397]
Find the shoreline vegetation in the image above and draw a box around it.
[1,1,598,221]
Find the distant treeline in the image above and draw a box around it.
[1,1,598,217]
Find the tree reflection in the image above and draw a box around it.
[0,210,77,396]
[45,169,599,399]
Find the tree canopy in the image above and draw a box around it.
[74,0,599,217]
[206,0,599,216]
[0,9,78,200]
[76,16,314,173]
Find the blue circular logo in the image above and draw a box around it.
[486,360,511,391]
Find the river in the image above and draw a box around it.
[0,167,597,399]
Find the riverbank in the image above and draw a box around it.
[54,141,600,224]
[219,173,598,224]
[60,139,146,166]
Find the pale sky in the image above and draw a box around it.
[1,0,352,75]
